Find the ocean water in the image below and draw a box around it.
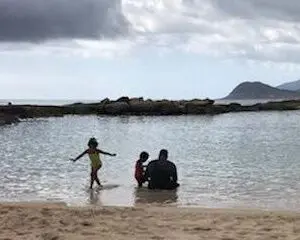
[1,111,300,210]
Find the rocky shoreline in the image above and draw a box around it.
[1,97,300,125]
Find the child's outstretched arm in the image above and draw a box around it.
[70,150,88,162]
[97,149,116,157]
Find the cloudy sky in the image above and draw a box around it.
[1,0,300,100]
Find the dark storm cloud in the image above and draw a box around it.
[0,0,130,42]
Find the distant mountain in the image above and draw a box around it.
[277,79,300,92]
[224,81,300,100]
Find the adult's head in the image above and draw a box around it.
[158,149,168,161]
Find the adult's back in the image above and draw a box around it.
[145,149,179,190]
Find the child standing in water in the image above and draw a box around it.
[70,137,116,189]
[135,151,149,187]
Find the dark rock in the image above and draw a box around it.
[64,104,98,115]
[206,105,228,114]
[191,99,214,105]
[24,106,64,118]
[185,105,206,114]
[184,99,215,114]
[116,96,130,103]
[151,100,182,115]
[100,98,110,104]
[97,103,106,114]
[1,97,300,120]
[204,98,215,105]
[0,113,19,125]
[227,103,243,112]
[0,105,30,118]
[104,102,130,114]
[0,105,64,118]
[130,97,144,102]
[129,99,154,114]
[245,104,261,111]
[259,102,299,111]
[239,100,300,111]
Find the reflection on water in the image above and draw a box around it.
[88,187,179,206]
[89,189,102,205]
[134,187,178,205]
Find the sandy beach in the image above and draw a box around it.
[0,202,300,240]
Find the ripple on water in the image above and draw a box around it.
[0,112,300,210]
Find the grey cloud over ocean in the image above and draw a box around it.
[2,0,300,64]
[0,0,129,42]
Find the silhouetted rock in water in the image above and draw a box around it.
[1,97,300,121]
[255,100,300,111]
[131,97,144,102]
[128,99,153,114]
[22,106,65,118]
[64,103,99,115]
[100,98,110,104]
[224,81,300,100]
[116,96,130,103]
[227,103,243,112]
[151,100,182,115]
[0,105,65,118]
[184,99,215,114]
[104,102,130,114]
[0,113,19,125]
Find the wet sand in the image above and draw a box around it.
[1,202,300,240]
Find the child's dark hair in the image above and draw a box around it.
[140,151,149,160]
[88,137,98,148]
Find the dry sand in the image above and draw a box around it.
[1,202,300,240]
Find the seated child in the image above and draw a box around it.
[134,151,149,187]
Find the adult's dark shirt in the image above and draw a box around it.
[145,159,179,190]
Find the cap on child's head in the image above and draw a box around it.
[88,137,98,148]
[140,151,149,161]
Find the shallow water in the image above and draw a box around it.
[1,111,300,210]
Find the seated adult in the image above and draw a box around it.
[145,149,179,190]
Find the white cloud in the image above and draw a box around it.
[122,0,300,64]
[2,0,300,64]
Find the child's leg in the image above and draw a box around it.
[94,166,102,187]
[135,177,144,187]
[90,169,96,189]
